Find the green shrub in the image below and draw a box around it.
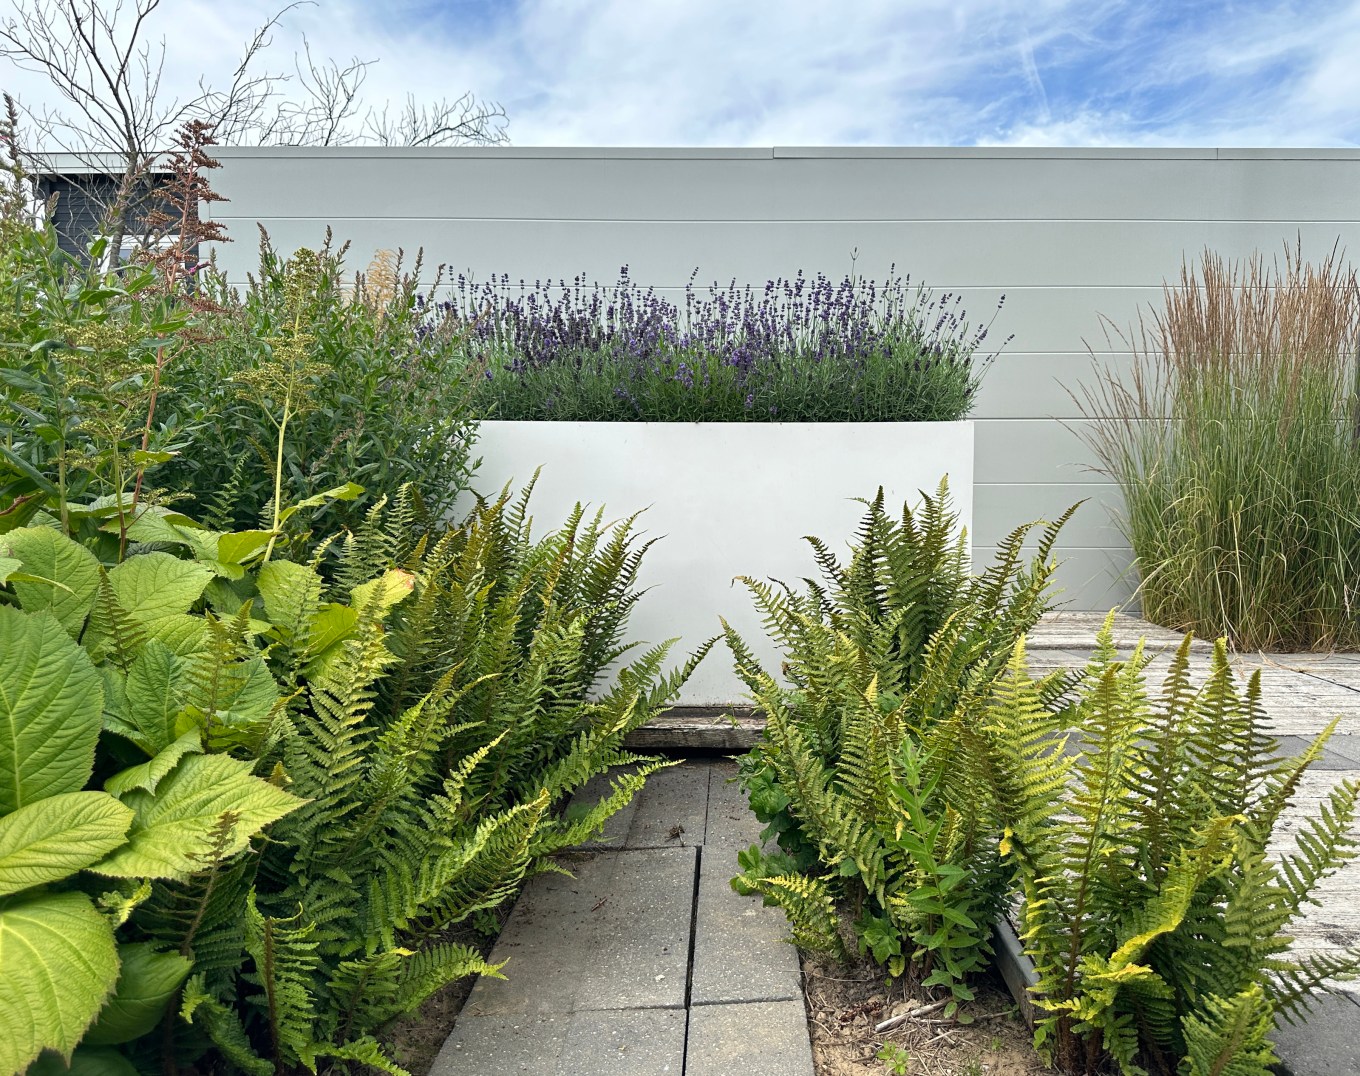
[159,235,479,532]
[725,481,1072,1008]
[0,113,477,540]
[0,486,702,1075]
[1078,244,1360,650]
[981,617,1360,1075]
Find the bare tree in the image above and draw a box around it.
[0,0,507,256]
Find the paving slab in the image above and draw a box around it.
[433,1008,686,1075]
[568,762,710,850]
[462,847,696,1016]
[690,850,803,1005]
[1272,991,1360,1076]
[703,759,768,851]
[618,761,710,849]
[684,1000,815,1076]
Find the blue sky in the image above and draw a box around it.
[4,0,1360,146]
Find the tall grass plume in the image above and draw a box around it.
[1079,242,1360,650]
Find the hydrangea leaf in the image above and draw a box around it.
[0,527,101,636]
[93,753,304,879]
[107,552,213,624]
[83,941,193,1046]
[0,606,104,815]
[0,791,133,897]
[0,891,120,1073]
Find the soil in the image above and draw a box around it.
[379,916,504,1075]
[801,950,1048,1076]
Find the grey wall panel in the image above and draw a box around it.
[204,147,1360,611]
[975,353,1139,420]
[209,217,1360,289]
[211,151,1360,224]
[973,419,1102,485]
[971,544,1138,612]
[971,483,1125,549]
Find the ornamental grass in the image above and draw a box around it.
[1080,242,1360,651]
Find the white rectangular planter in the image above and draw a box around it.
[468,421,974,706]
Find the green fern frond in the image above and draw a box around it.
[752,873,844,954]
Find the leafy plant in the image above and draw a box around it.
[460,266,1006,422]
[0,596,301,1076]
[1078,242,1360,650]
[726,481,1073,1008]
[1,481,702,1074]
[981,617,1360,1075]
[159,234,480,531]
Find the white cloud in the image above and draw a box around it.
[3,0,1360,148]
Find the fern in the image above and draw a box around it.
[988,620,1360,1075]
[727,479,1074,1001]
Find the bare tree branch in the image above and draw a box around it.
[0,0,509,254]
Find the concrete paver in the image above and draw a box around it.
[433,1008,686,1075]
[690,851,802,1005]
[684,1000,815,1076]
[461,847,695,1016]
[1271,993,1360,1076]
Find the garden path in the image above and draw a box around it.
[431,758,815,1076]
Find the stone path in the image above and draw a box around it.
[431,759,815,1076]
[433,611,1360,1076]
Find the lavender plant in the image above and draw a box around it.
[455,267,1005,422]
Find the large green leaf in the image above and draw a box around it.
[107,552,213,624]
[256,560,322,641]
[0,527,101,636]
[188,656,280,743]
[119,640,188,756]
[83,941,193,1046]
[104,731,203,797]
[0,891,120,1073]
[0,792,133,897]
[0,606,104,815]
[93,754,304,879]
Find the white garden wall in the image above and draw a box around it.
[202,145,1360,614]
[466,421,972,705]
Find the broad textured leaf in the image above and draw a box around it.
[0,554,22,583]
[107,553,213,624]
[1,527,101,636]
[0,891,120,1073]
[305,602,358,656]
[120,641,188,756]
[192,656,279,733]
[83,941,193,1046]
[104,731,203,797]
[93,753,304,879]
[0,606,104,815]
[256,560,322,638]
[142,613,209,655]
[0,792,133,897]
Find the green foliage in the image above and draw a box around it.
[984,617,1360,1075]
[0,599,297,1076]
[158,234,478,531]
[1079,245,1360,650]
[728,481,1072,1006]
[0,483,699,1074]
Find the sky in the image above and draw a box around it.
[3,0,1360,148]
